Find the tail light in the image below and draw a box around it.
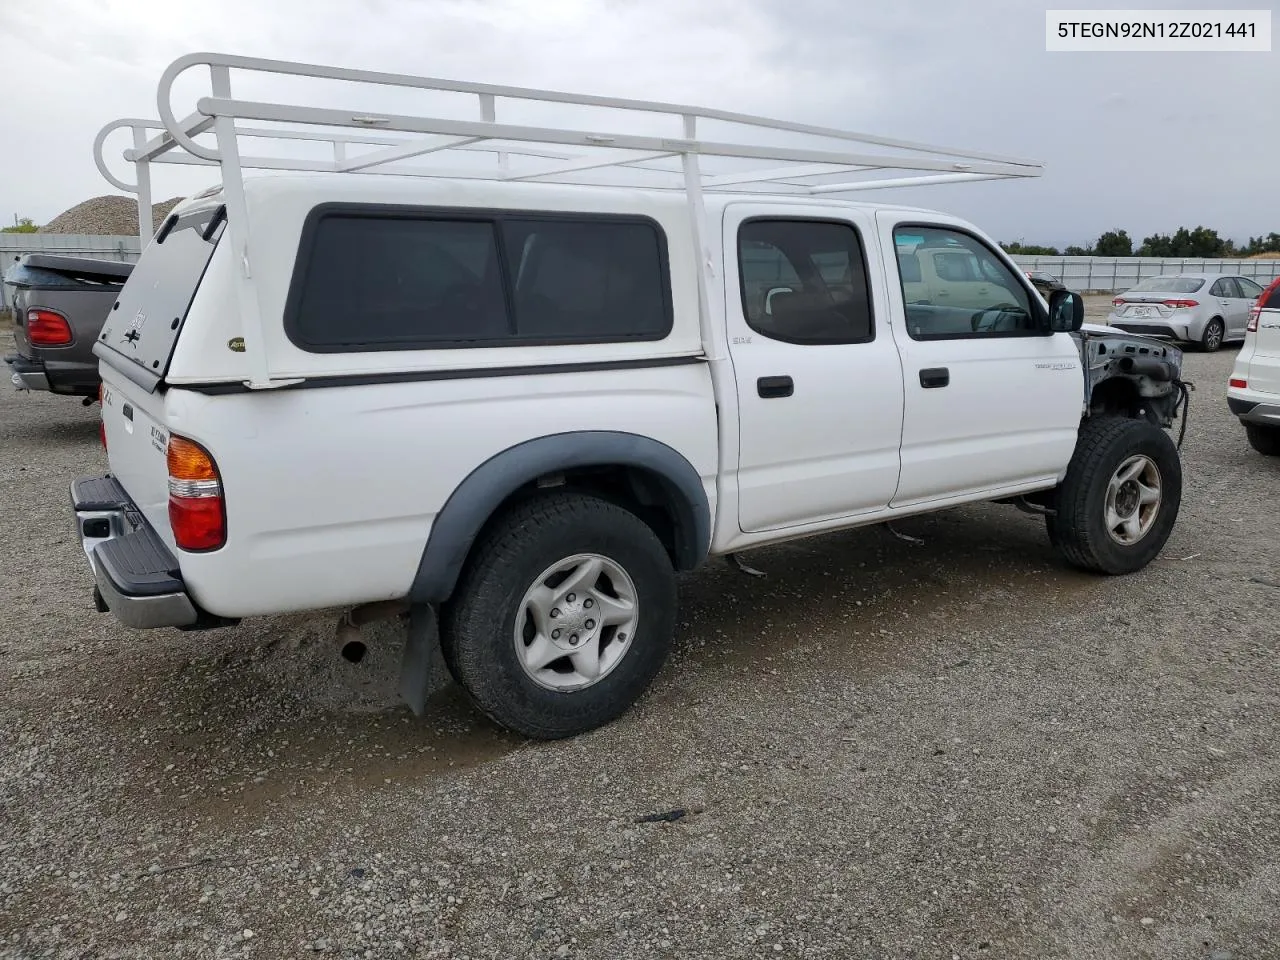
[1162,299,1199,309]
[1229,378,1248,389]
[26,308,73,346]
[1112,297,1126,307]
[167,436,226,551]
[1249,278,1280,332]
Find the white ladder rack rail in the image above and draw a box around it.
[94,52,1045,389]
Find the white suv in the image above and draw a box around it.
[70,54,1191,738]
[1228,277,1280,455]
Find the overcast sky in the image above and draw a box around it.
[1,0,1276,247]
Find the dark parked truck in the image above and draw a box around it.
[4,254,134,398]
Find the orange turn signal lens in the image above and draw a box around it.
[167,436,219,481]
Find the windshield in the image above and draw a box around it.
[1129,276,1204,293]
[96,206,224,387]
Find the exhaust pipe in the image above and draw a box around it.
[334,599,411,662]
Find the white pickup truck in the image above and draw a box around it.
[72,54,1189,738]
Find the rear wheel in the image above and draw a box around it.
[1047,416,1182,574]
[1245,423,1280,456]
[1200,318,1225,352]
[441,491,677,739]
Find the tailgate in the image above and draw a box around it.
[5,255,131,357]
[1249,302,1280,394]
[101,369,174,548]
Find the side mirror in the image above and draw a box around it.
[1048,289,1084,332]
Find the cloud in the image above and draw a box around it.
[1,0,1276,246]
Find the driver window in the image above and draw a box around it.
[893,225,1036,340]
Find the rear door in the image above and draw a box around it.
[96,205,225,542]
[879,216,1083,506]
[1209,278,1241,335]
[725,205,904,532]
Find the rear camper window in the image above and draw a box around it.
[283,206,673,352]
[96,206,225,389]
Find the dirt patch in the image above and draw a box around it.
[1,348,1277,960]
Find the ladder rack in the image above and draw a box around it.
[92,52,1044,389]
[96,51,1044,247]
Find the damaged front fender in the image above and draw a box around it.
[1075,324,1187,429]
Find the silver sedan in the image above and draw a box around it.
[1107,272,1266,351]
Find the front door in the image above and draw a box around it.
[878,217,1084,507]
[725,206,906,533]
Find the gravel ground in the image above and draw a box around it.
[3,312,1278,960]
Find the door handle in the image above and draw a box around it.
[757,375,794,398]
[919,367,950,389]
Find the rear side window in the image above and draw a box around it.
[285,207,672,352]
[1237,277,1263,298]
[737,219,874,345]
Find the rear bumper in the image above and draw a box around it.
[5,351,99,396]
[70,475,231,630]
[4,353,50,391]
[1228,395,1280,426]
[1109,321,1191,342]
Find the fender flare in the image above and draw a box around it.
[409,431,711,604]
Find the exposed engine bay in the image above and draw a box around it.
[1075,324,1190,441]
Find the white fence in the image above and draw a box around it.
[1,234,142,311]
[1010,255,1280,294]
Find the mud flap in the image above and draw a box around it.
[398,604,445,716]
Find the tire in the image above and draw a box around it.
[441,491,677,739]
[1200,318,1225,352]
[1245,423,1280,456]
[1046,416,1182,575]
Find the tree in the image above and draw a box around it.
[1244,232,1280,256]
[1001,240,1060,256]
[1137,233,1173,257]
[1064,245,1091,257]
[1139,225,1227,258]
[1092,229,1132,257]
[1,217,37,234]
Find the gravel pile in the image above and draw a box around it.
[40,195,184,236]
[2,308,1278,959]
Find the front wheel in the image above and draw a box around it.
[441,492,677,739]
[1047,416,1182,574]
